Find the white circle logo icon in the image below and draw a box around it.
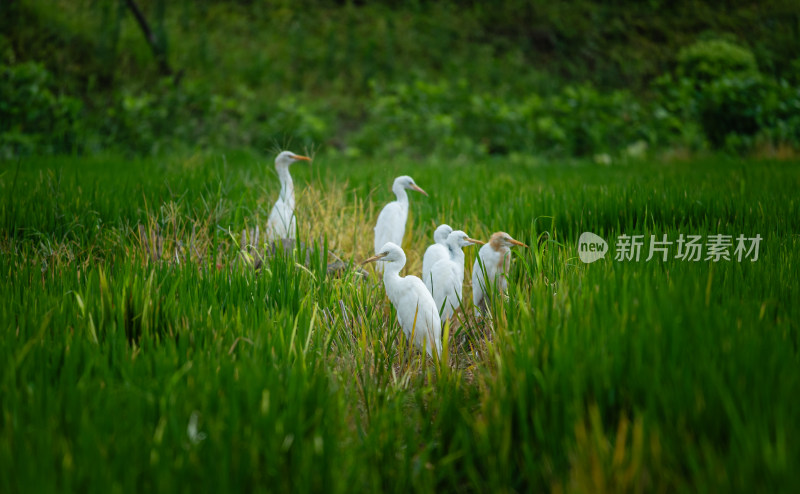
[578,232,608,263]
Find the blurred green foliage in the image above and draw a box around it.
[677,38,759,84]
[697,76,767,150]
[1,0,800,158]
[354,80,651,158]
[657,38,800,152]
[0,62,83,158]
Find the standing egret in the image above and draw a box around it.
[363,242,442,358]
[472,232,527,316]
[373,176,427,270]
[422,224,453,289]
[429,230,485,320]
[266,151,312,241]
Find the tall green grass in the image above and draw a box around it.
[1,152,799,492]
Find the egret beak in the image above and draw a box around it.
[291,154,312,162]
[466,237,486,245]
[509,238,528,248]
[410,184,428,196]
[361,252,388,265]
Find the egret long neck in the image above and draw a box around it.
[448,244,465,264]
[392,184,409,209]
[382,261,404,297]
[278,166,294,209]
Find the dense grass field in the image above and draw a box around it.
[1,152,799,492]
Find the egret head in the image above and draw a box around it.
[393,175,427,196]
[447,230,485,249]
[489,231,527,250]
[275,150,312,169]
[433,224,453,244]
[362,242,406,265]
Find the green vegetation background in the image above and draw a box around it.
[2,0,800,159]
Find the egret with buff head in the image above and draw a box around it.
[472,232,527,316]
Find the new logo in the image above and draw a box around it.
[578,232,608,263]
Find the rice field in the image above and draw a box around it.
[1,152,799,493]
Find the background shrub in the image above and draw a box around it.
[351,80,654,159]
[0,61,83,158]
[659,38,800,152]
[696,76,766,149]
[677,39,759,85]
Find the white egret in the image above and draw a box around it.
[421,224,453,289]
[428,230,485,320]
[266,150,312,241]
[373,176,427,271]
[363,242,442,358]
[472,232,528,316]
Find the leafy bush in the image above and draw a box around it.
[650,75,705,149]
[545,84,651,156]
[657,38,800,152]
[352,79,479,157]
[100,79,218,154]
[696,76,766,149]
[677,39,759,85]
[95,80,329,155]
[258,96,330,152]
[0,62,83,158]
[352,79,654,158]
[754,79,800,149]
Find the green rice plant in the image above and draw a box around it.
[1,151,799,492]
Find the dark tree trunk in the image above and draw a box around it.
[123,0,181,84]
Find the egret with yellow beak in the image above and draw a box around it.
[373,176,427,271]
[266,150,312,241]
[363,242,442,358]
[428,230,484,320]
[472,232,527,316]
[422,224,453,289]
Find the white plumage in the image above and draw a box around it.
[422,224,453,289]
[472,231,527,316]
[363,242,442,358]
[428,230,484,320]
[373,176,427,270]
[266,150,311,241]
